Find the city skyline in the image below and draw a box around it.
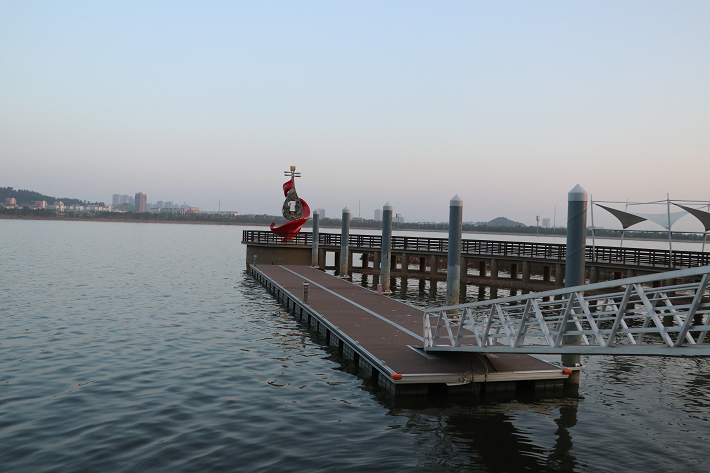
[2,2,708,229]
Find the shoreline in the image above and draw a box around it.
[2,214,705,245]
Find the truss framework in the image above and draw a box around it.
[423,266,710,356]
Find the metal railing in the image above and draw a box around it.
[423,266,710,356]
[243,230,710,269]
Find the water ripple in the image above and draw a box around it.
[1,220,709,472]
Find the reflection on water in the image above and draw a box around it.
[1,220,709,472]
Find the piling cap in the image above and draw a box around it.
[343,206,350,213]
[313,209,320,215]
[383,202,393,211]
[450,194,463,207]
[568,184,588,202]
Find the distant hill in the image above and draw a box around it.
[0,187,99,206]
[485,216,525,227]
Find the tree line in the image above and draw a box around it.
[1,207,705,241]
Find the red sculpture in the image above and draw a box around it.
[270,166,310,240]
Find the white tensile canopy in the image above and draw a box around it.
[591,197,710,254]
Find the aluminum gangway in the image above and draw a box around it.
[423,266,710,356]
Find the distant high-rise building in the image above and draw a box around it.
[118,194,130,205]
[112,194,120,206]
[34,201,47,209]
[164,201,173,209]
[315,208,326,219]
[542,217,551,228]
[135,193,147,213]
[5,197,16,206]
[128,196,135,205]
[156,200,164,208]
[374,209,382,221]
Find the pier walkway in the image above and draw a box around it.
[244,230,710,287]
[250,264,570,397]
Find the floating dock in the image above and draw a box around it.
[250,264,570,398]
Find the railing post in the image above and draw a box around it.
[311,210,320,267]
[340,207,350,278]
[380,203,393,294]
[446,195,463,307]
[562,184,588,380]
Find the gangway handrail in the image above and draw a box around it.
[423,265,710,356]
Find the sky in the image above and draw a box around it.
[1,1,709,230]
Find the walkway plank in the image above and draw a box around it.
[254,265,567,386]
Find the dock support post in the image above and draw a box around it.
[555,264,564,286]
[479,260,487,277]
[340,207,350,277]
[401,253,408,272]
[522,261,530,283]
[430,255,438,276]
[490,259,498,280]
[419,257,426,272]
[311,210,320,267]
[510,263,520,280]
[373,251,380,271]
[562,184,588,381]
[446,195,463,307]
[590,266,599,284]
[380,203,393,293]
[318,248,326,269]
[543,265,551,282]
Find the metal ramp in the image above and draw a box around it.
[423,266,710,356]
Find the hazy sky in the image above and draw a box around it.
[2,1,708,229]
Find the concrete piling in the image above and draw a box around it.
[562,184,588,379]
[380,203,393,293]
[511,263,520,280]
[430,255,438,275]
[446,195,463,307]
[543,266,551,282]
[311,210,320,267]
[555,264,564,286]
[340,207,350,277]
[522,261,531,283]
[589,266,599,284]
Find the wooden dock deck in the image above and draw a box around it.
[250,264,570,398]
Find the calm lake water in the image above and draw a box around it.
[1,219,709,472]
